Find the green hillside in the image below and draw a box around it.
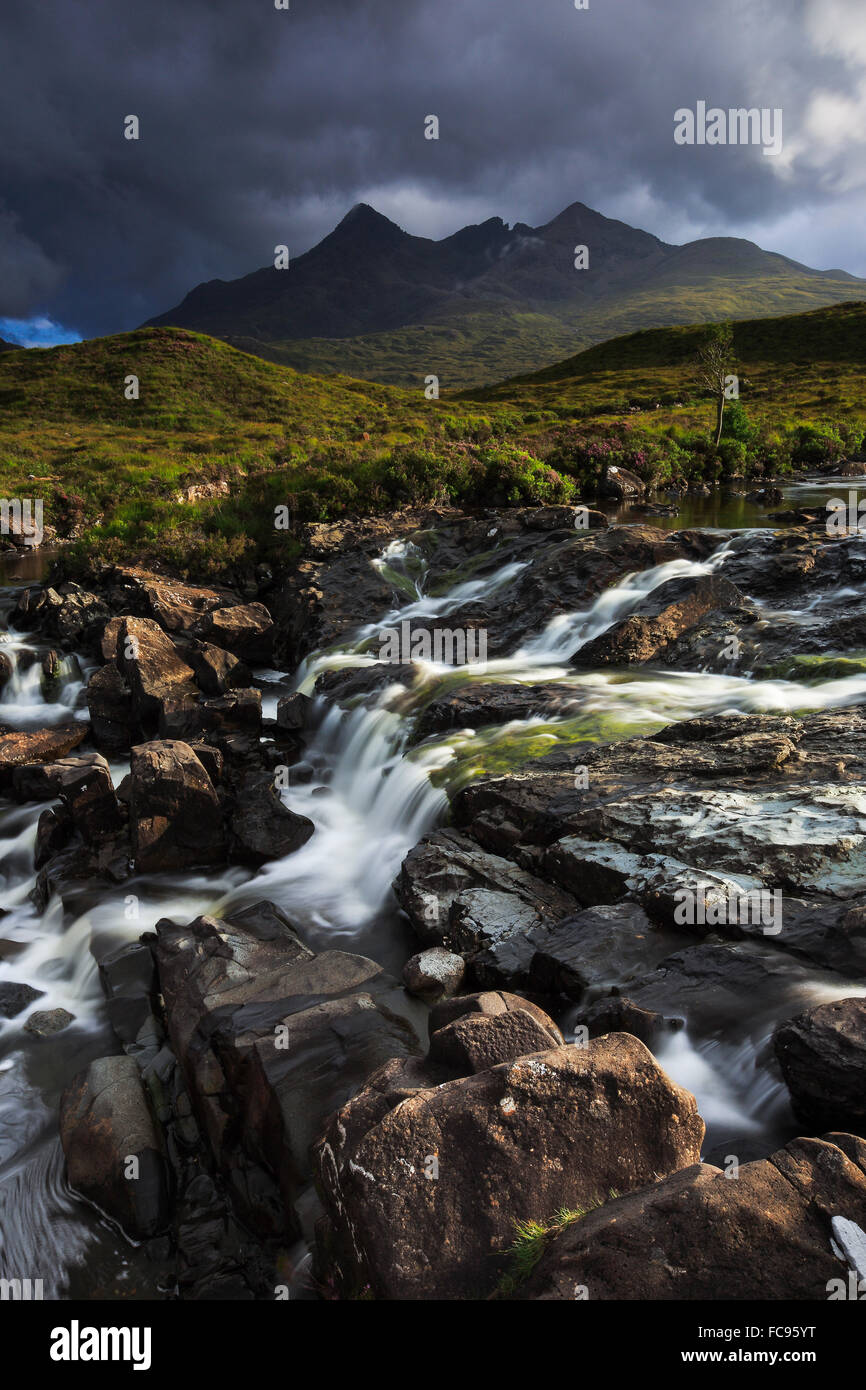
[467,300,866,423]
[223,270,866,391]
[1,306,863,581]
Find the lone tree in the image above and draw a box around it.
[695,323,735,448]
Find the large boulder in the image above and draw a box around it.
[60,1054,170,1240]
[313,1031,704,1299]
[229,772,314,865]
[185,640,251,696]
[571,574,749,668]
[154,905,423,1232]
[108,566,239,636]
[775,998,866,1136]
[517,1133,866,1300]
[129,740,225,872]
[86,663,134,751]
[117,617,199,738]
[0,723,88,787]
[196,602,274,664]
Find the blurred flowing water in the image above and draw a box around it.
[1,480,865,1295]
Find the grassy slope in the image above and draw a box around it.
[466,300,866,439]
[244,271,866,390]
[1,305,863,578]
[0,327,490,571]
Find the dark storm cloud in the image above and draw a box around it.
[1,0,864,339]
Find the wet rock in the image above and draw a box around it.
[86,664,134,752]
[517,1134,866,1300]
[528,902,681,1001]
[34,805,72,867]
[31,839,131,913]
[775,998,866,1136]
[622,940,835,1044]
[395,828,576,950]
[274,515,708,668]
[154,906,422,1232]
[313,1032,704,1299]
[196,602,274,664]
[413,682,585,743]
[0,723,89,787]
[60,1054,170,1239]
[200,688,262,735]
[402,947,465,1002]
[275,692,312,733]
[118,616,199,737]
[229,772,314,866]
[98,940,161,1055]
[185,640,252,696]
[129,740,225,873]
[40,649,64,701]
[571,574,750,668]
[0,980,44,1018]
[315,663,409,707]
[25,1007,74,1035]
[0,649,12,693]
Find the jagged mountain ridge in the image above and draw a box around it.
[144,201,866,387]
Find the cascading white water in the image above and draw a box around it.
[224,698,451,936]
[2,516,866,1291]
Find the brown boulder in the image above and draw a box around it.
[517,1134,866,1300]
[154,906,422,1231]
[428,1006,562,1074]
[186,641,251,696]
[129,740,225,872]
[313,1032,704,1299]
[60,1054,170,1240]
[200,688,262,735]
[117,617,198,736]
[571,574,748,667]
[0,723,88,786]
[197,602,274,664]
[775,998,866,1135]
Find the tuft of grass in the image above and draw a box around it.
[492,1199,616,1297]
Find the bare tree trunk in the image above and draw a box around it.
[714,395,725,448]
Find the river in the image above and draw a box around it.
[1,478,865,1297]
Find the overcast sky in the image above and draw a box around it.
[2,0,865,344]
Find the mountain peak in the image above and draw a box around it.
[329,203,407,243]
